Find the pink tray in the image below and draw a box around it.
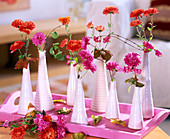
[0,91,169,139]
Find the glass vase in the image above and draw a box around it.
[71,78,88,125]
[18,64,34,115]
[105,81,120,119]
[35,50,54,111]
[67,63,77,106]
[141,52,154,119]
[128,87,143,130]
[91,58,109,112]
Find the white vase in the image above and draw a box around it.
[105,81,120,119]
[67,63,77,106]
[18,64,34,115]
[141,53,154,119]
[91,58,109,113]
[35,50,54,111]
[71,78,88,125]
[128,87,143,130]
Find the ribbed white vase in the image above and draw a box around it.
[18,64,34,115]
[128,87,143,130]
[91,58,109,112]
[71,78,88,125]
[105,81,120,119]
[67,63,77,106]
[35,50,54,111]
[141,53,154,119]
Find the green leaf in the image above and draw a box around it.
[53,45,58,50]
[70,34,72,38]
[28,54,31,57]
[108,23,111,28]
[58,55,66,61]
[65,24,68,28]
[30,126,37,131]
[42,110,46,116]
[49,48,55,56]
[51,31,59,39]
[91,115,103,125]
[138,24,142,28]
[72,132,86,139]
[54,53,62,59]
[53,42,59,46]
[18,55,25,59]
[147,27,151,31]
[136,82,145,87]
[74,57,78,63]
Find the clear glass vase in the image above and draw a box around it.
[91,58,109,112]
[67,63,77,106]
[105,81,120,119]
[141,52,154,119]
[35,50,54,111]
[71,78,88,125]
[18,64,34,115]
[128,87,143,129]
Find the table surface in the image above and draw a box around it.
[0,18,86,45]
[0,126,169,139]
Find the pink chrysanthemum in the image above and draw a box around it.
[32,32,46,46]
[83,61,97,73]
[106,61,121,72]
[155,49,162,57]
[78,50,94,62]
[34,114,49,131]
[81,36,90,50]
[124,52,141,67]
[103,36,111,43]
[143,41,154,53]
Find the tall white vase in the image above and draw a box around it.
[35,50,54,111]
[105,81,120,119]
[67,63,77,106]
[91,58,109,112]
[18,64,34,115]
[128,87,143,130]
[71,78,88,125]
[141,53,154,119]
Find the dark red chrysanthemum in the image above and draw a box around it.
[58,16,71,25]
[10,41,25,53]
[38,126,57,139]
[143,8,159,17]
[130,20,142,27]
[43,114,52,123]
[60,39,68,48]
[11,19,24,28]
[130,9,144,19]
[66,40,82,52]
[19,21,35,34]
[10,126,25,139]
[103,6,119,15]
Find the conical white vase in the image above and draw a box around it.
[141,53,154,119]
[18,64,34,115]
[35,50,54,111]
[71,78,88,125]
[67,63,77,106]
[105,81,120,119]
[91,58,109,112]
[128,87,143,130]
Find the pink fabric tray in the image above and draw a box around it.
[0,91,169,139]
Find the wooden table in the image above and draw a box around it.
[0,126,169,139]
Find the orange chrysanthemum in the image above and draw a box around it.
[143,8,159,17]
[60,39,68,48]
[10,126,25,139]
[87,21,94,29]
[130,20,142,27]
[38,126,57,139]
[10,41,25,53]
[95,25,105,32]
[130,9,144,19]
[43,114,52,123]
[103,6,119,15]
[19,21,35,34]
[11,19,24,28]
[58,16,71,25]
[66,40,82,52]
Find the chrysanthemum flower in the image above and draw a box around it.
[87,21,94,29]
[19,21,35,34]
[38,126,57,139]
[143,8,159,17]
[130,9,144,19]
[155,49,162,57]
[66,40,82,52]
[95,25,105,32]
[130,20,142,27]
[106,61,121,72]
[81,36,90,50]
[124,52,141,67]
[32,32,46,46]
[143,41,154,53]
[10,41,25,53]
[10,126,25,139]
[103,6,119,15]
[58,16,71,25]
[11,19,24,28]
